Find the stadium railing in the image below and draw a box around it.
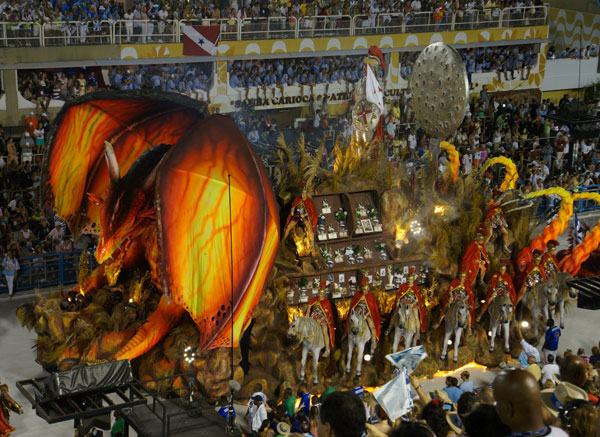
[0,6,548,47]
[0,249,98,293]
[571,185,600,214]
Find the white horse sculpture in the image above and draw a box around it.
[487,293,513,353]
[440,299,470,363]
[345,308,374,378]
[287,315,325,384]
[551,272,577,329]
[391,301,420,353]
[521,280,557,338]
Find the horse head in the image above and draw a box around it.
[457,302,471,328]
[499,295,512,324]
[449,299,470,329]
[546,283,558,309]
[287,314,300,340]
[350,309,363,336]
[397,303,412,330]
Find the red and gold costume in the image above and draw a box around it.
[307,289,335,348]
[460,232,490,287]
[516,252,547,303]
[392,280,427,331]
[440,275,475,327]
[347,283,382,341]
[541,240,560,281]
[285,193,318,231]
[483,201,510,252]
[0,383,22,437]
[480,268,517,317]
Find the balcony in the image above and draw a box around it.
[0,6,547,48]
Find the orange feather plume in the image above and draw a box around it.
[481,157,518,191]
[440,141,459,182]
[560,192,600,276]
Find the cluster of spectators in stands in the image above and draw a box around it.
[0,0,547,25]
[18,63,212,106]
[383,87,600,190]
[400,45,538,80]
[548,45,600,60]
[228,55,374,88]
[107,63,212,97]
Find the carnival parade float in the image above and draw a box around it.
[17,44,600,402]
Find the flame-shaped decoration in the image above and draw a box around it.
[560,192,600,275]
[516,188,573,269]
[481,157,518,191]
[440,141,459,182]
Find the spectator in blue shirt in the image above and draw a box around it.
[217,395,236,420]
[443,376,464,404]
[542,318,561,364]
[297,384,311,416]
[459,371,474,393]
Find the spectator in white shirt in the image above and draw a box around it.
[516,324,540,369]
[541,354,560,386]
[248,395,267,437]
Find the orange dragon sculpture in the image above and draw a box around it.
[42,92,279,361]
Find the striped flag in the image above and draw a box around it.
[373,369,413,420]
[182,25,220,56]
[573,213,584,246]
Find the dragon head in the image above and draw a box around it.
[90,141,163,264]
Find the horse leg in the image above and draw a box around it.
[392,328,400,354]
[300,345,309,382]
[542,303,548,323]
[489,321,497,352]
[440,330,450,360]
[503,322,510,353]
[356,341,366,377]
[405,331,414,350]
[453,328,463,363]
[346,338,353,374]
[312,348,321,385]
[559,300,565,329]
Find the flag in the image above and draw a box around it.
[182,25,220,56]
[366,65,384,113]
[373,370,413,421]
[573,213,584,246]
[385,345,428,374]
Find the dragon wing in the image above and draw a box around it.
[43,92,206,235]
[156,114,279,350]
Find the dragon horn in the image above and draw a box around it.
[495,190,512,205]
[104,140,120,183]
[505,200,535,214]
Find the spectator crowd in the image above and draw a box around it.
[17,63,212,108]
[0,0,547,25]
[220,338,600,437]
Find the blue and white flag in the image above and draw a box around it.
[385,345,428,374]
[573,213,584,246]
[373,369,413,421]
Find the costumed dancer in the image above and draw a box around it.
[435,271,475,328]
[477,260,517,320]
[483,200,510,253]
[306,281,335,357]
[0,381,22,437]
[516,249,547,304]
[390,268,427,331]
[283,183,318,256]
[541,240,560,282]
[460,225,490,287]
[347,278,381,351]
[352,46,385,143]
